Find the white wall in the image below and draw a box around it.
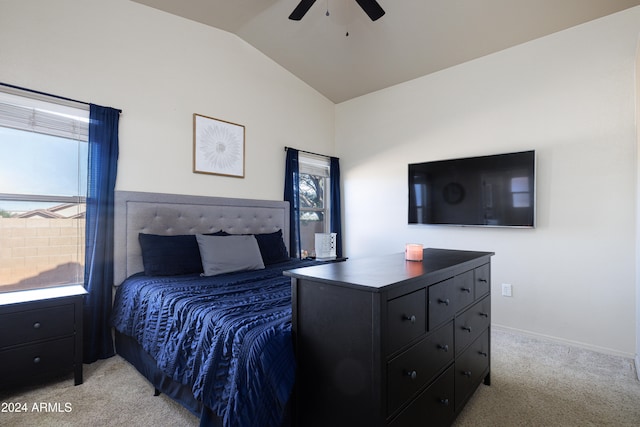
[336,8,639,357]
[636,35,640,377]
[0,0,335,202]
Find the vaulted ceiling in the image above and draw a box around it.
[131,0,640,103]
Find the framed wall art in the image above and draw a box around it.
[193,113,245,178]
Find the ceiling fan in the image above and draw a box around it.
[289,0,385,21]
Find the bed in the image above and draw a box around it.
[111,191,315,427]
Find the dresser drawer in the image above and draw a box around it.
[455,295,490,355]
[389,365,455,427]
[387,321,454,416]
[474,263,490,298]
[428,278,456,330]
[453,270,475,313]
[455,329,489,410]
[387,288,426,353]
[0,337,75,383]
[0,304,75,349]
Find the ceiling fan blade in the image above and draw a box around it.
[355,0,385,21]
[289,0,317,21]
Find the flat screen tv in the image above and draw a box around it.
[408,150,535,227]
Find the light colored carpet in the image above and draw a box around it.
[0,355,198,426]
[453,329,640,427]
[1,329,638,426]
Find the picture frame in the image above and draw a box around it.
[193,113,245,178]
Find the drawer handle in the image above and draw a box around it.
[33,322,41,329]
[461,326,472,333]
[405,370,417,380]
[33,357,41,364]
[478,278,488,283]
[402,314,416,324]
[463,370,472,377]
[479,312,489,318]
[437,344,449,352]
[461,287,471,293]
[439,398,450,406]
[479,351,488,357]
[438,298,450,306]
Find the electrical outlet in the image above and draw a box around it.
[501,283,512,297]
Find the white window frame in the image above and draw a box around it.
[0,86,89,292]
[298,153,331,257]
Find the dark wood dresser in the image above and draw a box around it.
[285,248,494,427]
[0,285,87,388]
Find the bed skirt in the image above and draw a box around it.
[114,331,292,427]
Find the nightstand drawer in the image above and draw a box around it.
[387,288,426,353]
[0,337,75,383]
[387,321,454,416]
[0,304,75,348]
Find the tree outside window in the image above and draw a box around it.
[299,154,330,258]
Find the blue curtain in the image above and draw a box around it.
[83,104,119,363]
[284,148,301,258]
[329,157,343,258]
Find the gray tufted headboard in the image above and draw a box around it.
[113,191,290,286]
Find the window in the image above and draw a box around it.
[299,153,331,258]
[510,176,531,208]
[0,88,89,293]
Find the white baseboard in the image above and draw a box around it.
[491,323,635,359]
[635,355,640,381]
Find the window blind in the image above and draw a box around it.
[300,153,330,177]
[0,89,89,141]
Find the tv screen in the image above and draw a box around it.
[408,150,535,227]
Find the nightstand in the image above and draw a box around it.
[0,285,87,388]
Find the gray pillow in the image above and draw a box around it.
[196,234,265,276]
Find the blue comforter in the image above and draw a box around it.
[111,259,316,427]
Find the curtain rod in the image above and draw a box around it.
[284,146,335,159]
[0,82,122,113]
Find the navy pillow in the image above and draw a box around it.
[138,233,203,276]
[253,230,290,265]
